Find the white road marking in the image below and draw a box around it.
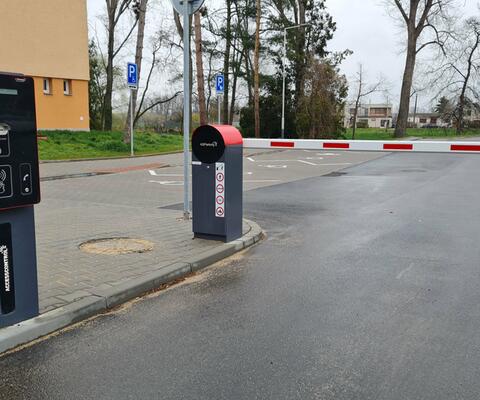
[396,263,415,279]
[149,180,183,186]
[149,170,184,177]
[247,157,255,162]
[306,157,324,160]
[258,164,288,169]
[317,153,339,156]
[246,172,253,175]
[298,160,317,166]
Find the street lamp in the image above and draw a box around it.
[281,23,311,138]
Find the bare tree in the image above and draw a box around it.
[428,17,480,133]
[253,0,261,138]
[350,64,384,140]
[124,0,148,143]
[131,33,181,126]
[194,9,208,125]
[454,18,480,133]
[390,0,452,137]
[103,0,138,131]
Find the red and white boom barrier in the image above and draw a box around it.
[243,138,480,153]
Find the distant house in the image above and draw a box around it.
[344,103,393,129]
[407,113,449,128]
[464,107,480,125]
[0,0,90,131]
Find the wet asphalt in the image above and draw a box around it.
[1,152,480,399]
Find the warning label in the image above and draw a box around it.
[215,163,225,218]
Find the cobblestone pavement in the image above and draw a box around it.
[35,150,383,313]
[36,203,251,312]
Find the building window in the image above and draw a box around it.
[420,118,427,123]
[43,78,52,95]
[430,117,437,124]
[63,80,72,95]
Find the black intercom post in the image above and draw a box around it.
[192,125,243,243]
[0,73,41,328]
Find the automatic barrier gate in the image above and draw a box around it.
[242,138,480,153]
[0,73,41,328]
[190,130,480,244]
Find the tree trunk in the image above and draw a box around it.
[103,6,116,131]
[456,30,479,134]
[222,0,232,124]
[352,101,359,140]
[194,11,207,125]
[296,0,306,100]
[395,33,416,138]
[253,0,261,138]
[229,52,243,125]
[124,0,148,143]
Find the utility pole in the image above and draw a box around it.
[182,0,191,220]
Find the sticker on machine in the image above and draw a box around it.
[215,162,225,218]
[0,223,15,314]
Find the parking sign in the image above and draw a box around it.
[127,63,138,89]
[216,74,224,94]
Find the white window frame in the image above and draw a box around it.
[63,80,71,95]
[43,78,51,95]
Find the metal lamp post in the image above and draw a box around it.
[281,23,311,138]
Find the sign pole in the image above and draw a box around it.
[218,95,221,124]
[130,89,134,157]
[182,0,191,220]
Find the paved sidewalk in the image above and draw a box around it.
[36,208,257,313]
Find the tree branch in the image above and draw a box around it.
[136,91,182,121]
[394,0,409,24]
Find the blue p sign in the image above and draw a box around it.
[127,63,138,89]
[216,74,224,94]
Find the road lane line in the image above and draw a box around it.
[396,263,415,279]
[247,157,255,162]
[149,180,184,185]
[149,170,184,177]
[298,160,317,166]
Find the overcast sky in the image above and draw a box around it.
[87,0,479,110]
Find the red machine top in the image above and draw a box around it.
[210,125,243,146]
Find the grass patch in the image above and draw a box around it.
[344,128,480,141]
[38,130,184,161]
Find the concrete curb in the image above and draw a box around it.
[0,219,263,355]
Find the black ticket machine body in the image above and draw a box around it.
[0,73,41,328]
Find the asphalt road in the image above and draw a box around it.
[2,152,480,399]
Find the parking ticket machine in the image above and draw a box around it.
[192,125,243,243]
[0,73,41,328]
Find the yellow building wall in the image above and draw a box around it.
[0,0,90,131]
[0,0,89,81]
[33,78,90,131]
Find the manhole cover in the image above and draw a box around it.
[79,238,154,255]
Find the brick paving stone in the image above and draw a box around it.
[35,170,251,313]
